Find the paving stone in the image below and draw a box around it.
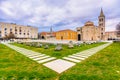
[63,57,81,63]
[73,53,90,56]
[29,55,45,58]
[68,55,86,60]
[43,59,75,74]
[74,55,89,58]
[32,56,50,60]
[37,57,56,63]
[73,54,91,56]
[26,54,43,57]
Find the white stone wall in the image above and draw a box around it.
[0,22,38,39]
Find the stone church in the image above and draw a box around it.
[76,9,105,41]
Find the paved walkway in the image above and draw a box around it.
[2,42,112,74]
[63,42,112,63]
[2,42,56,63]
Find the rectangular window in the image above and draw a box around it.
[4,28,7,31]
[101,28,103,30]
[10,28,12,32]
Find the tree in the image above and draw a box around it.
[116,22,120,37]
[4,32,16,40]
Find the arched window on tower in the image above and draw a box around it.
[101,28,103,30]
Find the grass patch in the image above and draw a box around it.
[0,42,120,79]
[11,42,106,58]
[0,44,57,79]
[59,42,120,80]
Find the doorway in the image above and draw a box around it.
[61,36,63,40]
[78,34,81,41]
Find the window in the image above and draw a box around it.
[101,33,103,35]
[101,28,103,30]
[4,28,7,31]
[10,28,12,32]
[15,27,17,31]
[19,27,22,32]
[102,19,103,21]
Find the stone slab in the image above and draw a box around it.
[32,56,50,60]
[37,57,56,63]
[68,55,85,60]
[29,55,45,58]
[74,55,89,58]
[43,59,75,74]
[26,53,45,56]
[63,57,81,63]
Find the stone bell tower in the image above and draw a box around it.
[99,8,105,40]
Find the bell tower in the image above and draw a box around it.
[99,8,105,40]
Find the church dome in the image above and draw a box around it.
[85,21,94,26]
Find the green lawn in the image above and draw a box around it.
[59,42,120,80]
[11,42,105,58]
[0,44,57,80]
[0,42,120,80]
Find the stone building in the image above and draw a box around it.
[56,29,77,41]
[105,31,119,40]
[39,27,56,40]
[39,32,56,40]
[0,22,38,39]
[76,9,105,41]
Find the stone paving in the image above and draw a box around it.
[2,42,112,74]
[62,42,112,63]
[43,59,75,74]
[2,43,56,64]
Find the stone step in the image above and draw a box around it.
[73,53,91,56]
[32,56,50,60]
[25,53,45,57]
[37,57,56,63]
[68,55,86,60]
[74,55,89,58]
[29,55,45,58]
[63,57,81,63]
[22,52,40,55]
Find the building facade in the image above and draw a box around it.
[77,21,101,41]
[76,9,105,41]
[105,31,119,40]
[56,29,77,41]
[39,32,56,40]
[0,22,38,39]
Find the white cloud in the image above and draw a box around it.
[0,0,120,32]
[106,18,120,31]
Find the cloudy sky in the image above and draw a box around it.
[0,0,120,32]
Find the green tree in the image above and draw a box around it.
[4,32,16,40]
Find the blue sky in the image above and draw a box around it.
[0,0,120,32]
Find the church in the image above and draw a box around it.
[41,9,108,41]
[76,9,105,41]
